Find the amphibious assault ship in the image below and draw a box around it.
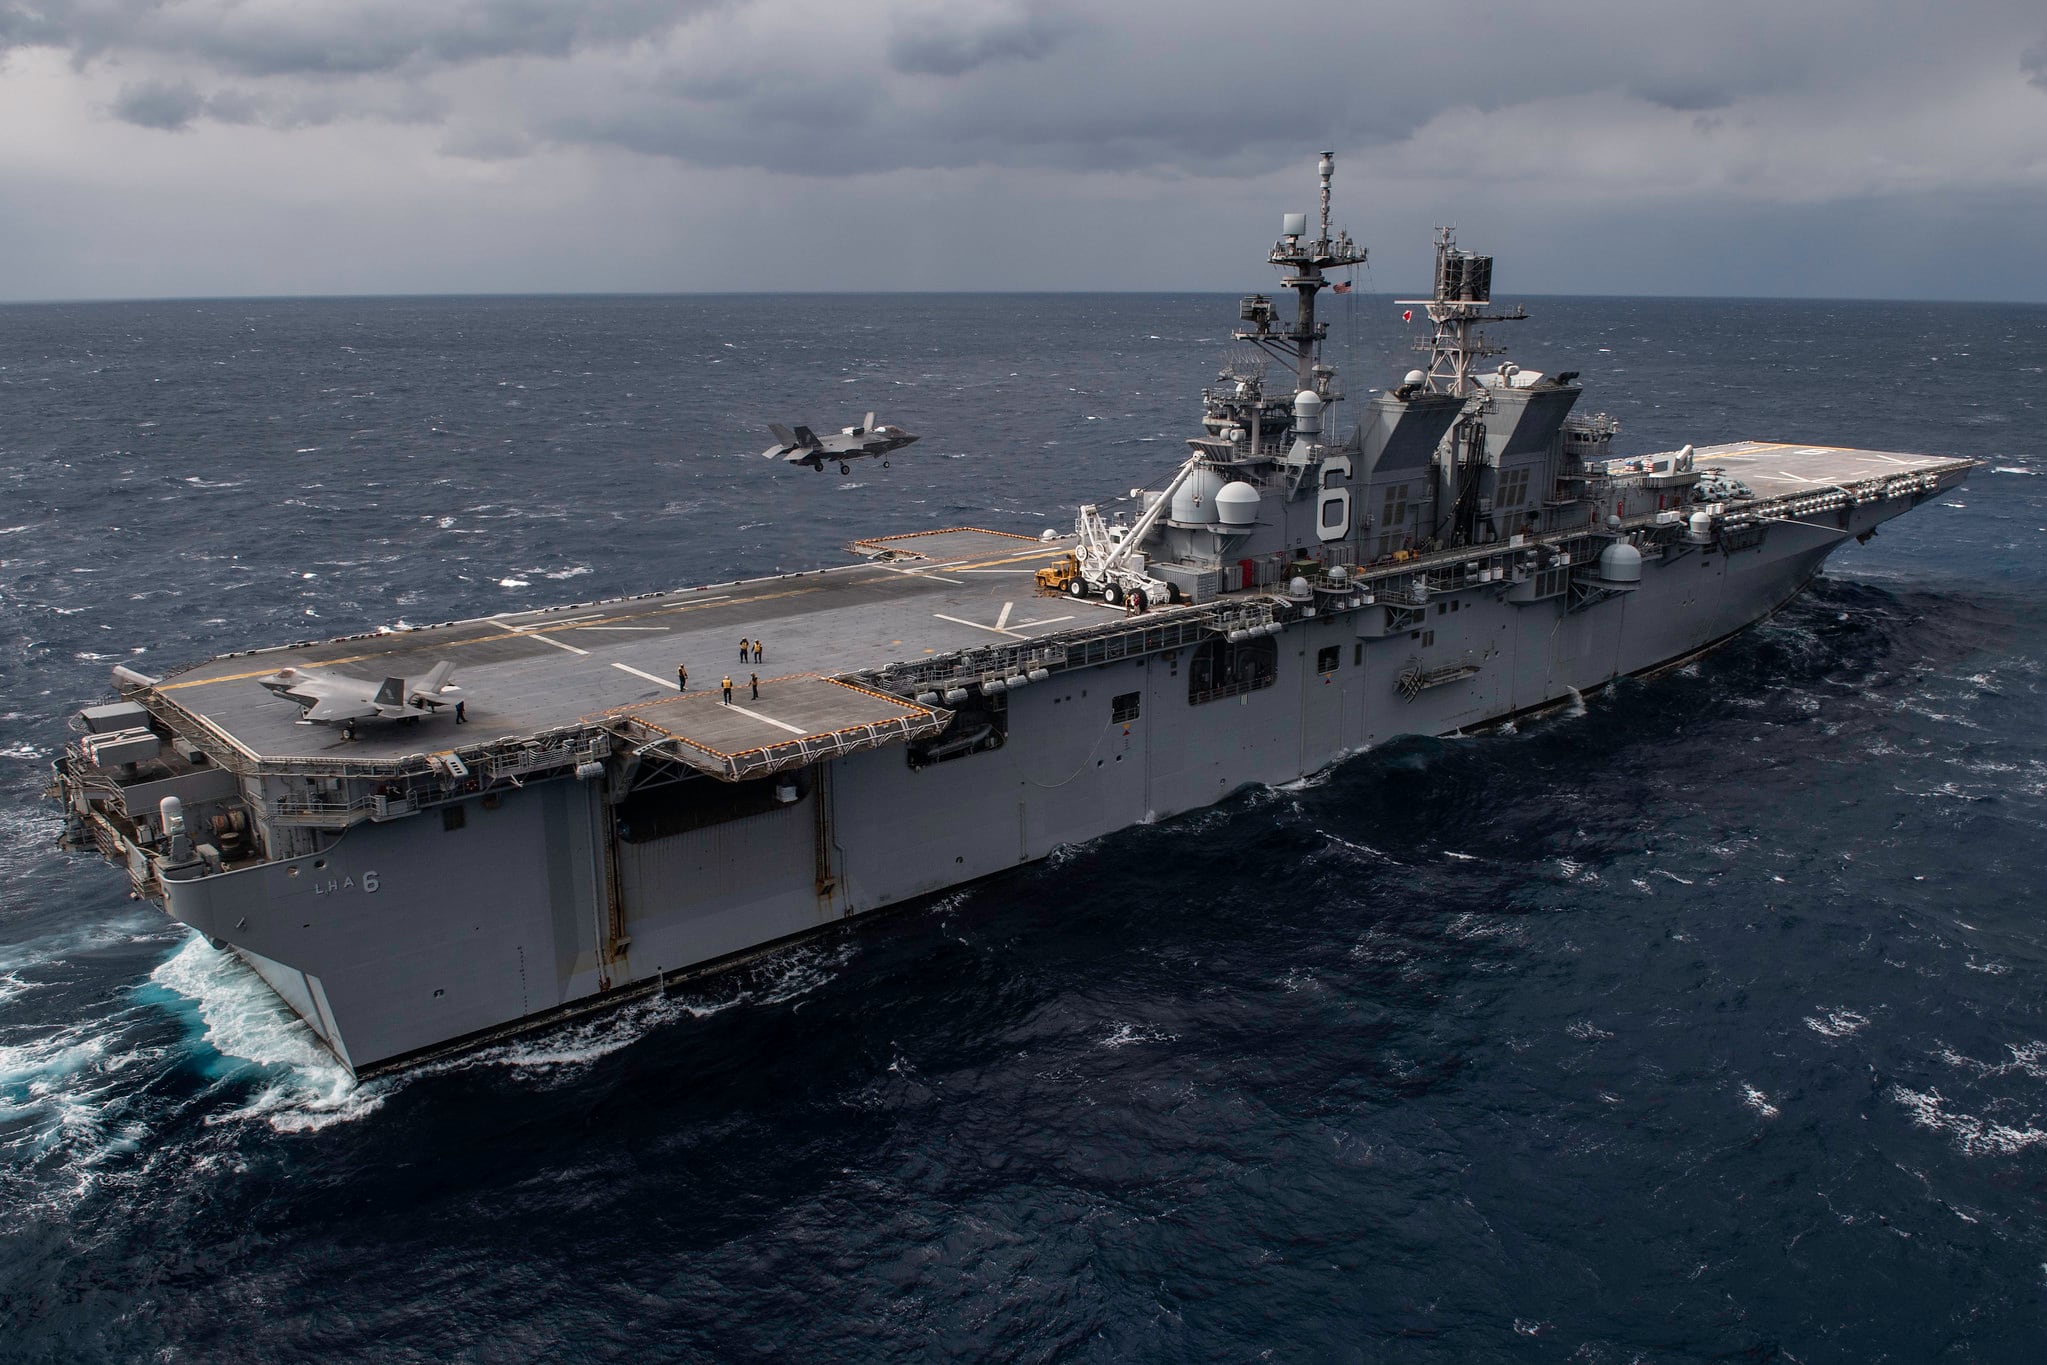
[51,155,1974,1078]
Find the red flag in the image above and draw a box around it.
[1401,309,1412,322]
[1332,280,1352,294]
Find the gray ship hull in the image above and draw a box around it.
[148,502,1886,1076]
[49,157,1981,1076]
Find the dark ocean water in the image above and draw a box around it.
[1,290,2044,1362]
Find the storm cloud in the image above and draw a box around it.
[0,0,2044,300]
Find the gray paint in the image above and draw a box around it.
[52,160,1977,1077]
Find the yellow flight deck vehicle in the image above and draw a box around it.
[1034,552,1080,597]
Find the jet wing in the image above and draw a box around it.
[302,690,375,724]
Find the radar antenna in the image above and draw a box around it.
[1232,151,1367,398]
[1397,227,1527,396]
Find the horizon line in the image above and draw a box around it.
[2,287,2044,309]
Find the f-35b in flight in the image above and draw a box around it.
[258,661,460,725]
[762,413,919,474]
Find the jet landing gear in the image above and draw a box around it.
[839,462,851,475]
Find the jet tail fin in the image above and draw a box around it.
[372,677,405,707]
[416,661,457,697]
[791,425,818,447]
[406,661,457,707]
[768,423,797,447]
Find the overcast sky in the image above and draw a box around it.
[3,0,2045,302]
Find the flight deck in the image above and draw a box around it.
[137,437,1973,778]
[146,528,1090,769]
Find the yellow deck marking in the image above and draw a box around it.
[161,586,820,691]
[159,555,1056,694]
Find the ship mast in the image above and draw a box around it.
[1395,229,1530,545]
[1403,228,1526,396]
[1239,151,1367,396]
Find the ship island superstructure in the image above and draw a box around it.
[51,155,1975,1077]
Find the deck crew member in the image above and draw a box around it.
[749,672,759,700]
[752,640,763,663]
[738,637,750,662]
[454,700,466,723]
[721,675,733,704]
[676,663,688,692]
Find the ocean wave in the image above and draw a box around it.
[412,938,859,1085]
[1099,1022,1178,1048]
[1890,1085,2047,1157]
[148,937,379,1134]
[1805,1008,1870,1039]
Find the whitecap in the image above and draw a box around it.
[1100,1022,1177,1048]
[148,937,380,1133]
[414,940,857,1083]
[1741,1084,1780,1120]
[1805,1009,1869,1039]
[1890,1085,2047,1156]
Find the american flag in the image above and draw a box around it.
[1332,281,1352,294]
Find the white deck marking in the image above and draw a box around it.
[1013,615,1075,629]
[576,625,670,632]
[722,701,808,734]
[933,611,1026,639]
[524,633,590,655]
[891,569,966,584]
[495,612,602,627]
[955,567,1041,574]
[611,662,673,686]
[996,601,1014,629]
[1772,471,1820,483]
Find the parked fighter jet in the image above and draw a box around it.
[258,661,460,725]
[761,413,919,474]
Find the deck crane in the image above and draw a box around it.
[1064,457,1203,607]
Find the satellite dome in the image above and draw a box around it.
[1598,542,1644,584]
[1404,369,1426,386]
[1215,481,1261,526]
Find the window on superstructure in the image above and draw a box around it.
[1112,692,1141,723]
[1316,646,1340,674]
